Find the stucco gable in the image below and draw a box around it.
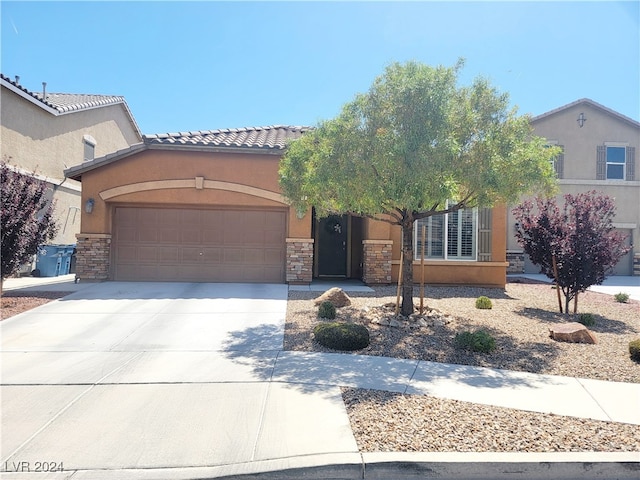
[532,98,640,130]
[65,125,311,181]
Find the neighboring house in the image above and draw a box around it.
[0,74,142,247]
[64,126,509,286]
[506,98,640,276]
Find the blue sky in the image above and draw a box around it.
[2,1,638,135]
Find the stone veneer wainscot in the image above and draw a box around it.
[362,240,392,284]
[75,233,111,281]
[286,238,314,284]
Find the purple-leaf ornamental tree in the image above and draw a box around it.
[513,191,631,314]
[1,160,58,288]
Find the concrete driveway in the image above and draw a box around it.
[1,282,358,478]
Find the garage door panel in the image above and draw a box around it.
[114,207,286,282]
[203,229,224,244]
[180,229,202,244]
[158,247,179,262]
[264,248,285,265]
[115,245,137,262]
[223,248,245,263]
[158,229,179,244]
[137,246,158,262]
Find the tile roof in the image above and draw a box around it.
[32,92,128,114]
[144,125,312,150]
[1,73,127,114]
[0,73,142,138]
[65,125,312,180]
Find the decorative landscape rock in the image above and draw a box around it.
[314,287,352,308]
[361,303,452,329]
[549,322,597,344]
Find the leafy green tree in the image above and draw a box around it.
[1,159,58,290]
[280,60,558,315]
[513,191,631,314]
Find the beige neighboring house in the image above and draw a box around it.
[506,98,640,276]
[1,74,142,254]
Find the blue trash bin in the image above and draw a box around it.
[59,244,76,275]
[35,245,63,277]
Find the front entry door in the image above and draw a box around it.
[317,214,348,277]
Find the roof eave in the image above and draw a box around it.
[64,143,148,181]
[1,77,59,115]
[63,142,288,181]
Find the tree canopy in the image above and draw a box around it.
[279,60,559,314]
[513,191,631,314]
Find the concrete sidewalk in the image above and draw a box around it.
[509,273,640,301]
[1,278,639,479]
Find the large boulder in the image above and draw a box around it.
[314,287,352,308]
[549,322,597,344]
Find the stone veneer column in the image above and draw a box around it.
[286,238,314,284]
[506,250,525,274]
[362,240,392,284]
[634,253,640,276]
[75,233,111,282]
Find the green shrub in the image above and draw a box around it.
[614,292,630,303]
[475,296,493,309]
[314,322,370,351]
[629,339,640,363]
[318,301,337,319]
[577,313,596,327]
[455,329,496,353]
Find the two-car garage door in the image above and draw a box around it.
[113,207,286,282]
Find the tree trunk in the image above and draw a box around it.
[552,255,563,314]
[573,292,578,314]
[401,222,414,316]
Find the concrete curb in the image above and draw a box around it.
[3,453,638,479]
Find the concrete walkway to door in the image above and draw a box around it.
[1,279,638,479]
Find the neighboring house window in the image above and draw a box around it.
[414,203,477,260]
[83,135,96,162]
[551,145,564,179]
[597,144,635,181]
[606,146,625,179]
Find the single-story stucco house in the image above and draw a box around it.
[64,126,508,287]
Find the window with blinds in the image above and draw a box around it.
[414,203,485,260]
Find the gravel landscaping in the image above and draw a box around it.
[286,279,640,452]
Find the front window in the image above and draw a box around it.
[606,146,626,180]
[414,204,477,260]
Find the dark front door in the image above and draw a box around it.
[317,214,348,277]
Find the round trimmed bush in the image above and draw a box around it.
[475,296,493,309]
[314,322,370,351]
[455,329,496,353]
[629,339,640,363]
[318,301,337,319]
[578,313,596,327]
[615,292,630,303]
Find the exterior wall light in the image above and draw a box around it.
[85,198,95,213]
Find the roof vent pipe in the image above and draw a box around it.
[42,82,47,101]
[14,75,20,84]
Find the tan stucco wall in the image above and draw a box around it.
[78,148,508,286]
[1,86,141,244]
[506,104,640,274]
[79,149,295,235]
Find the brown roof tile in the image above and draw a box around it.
[144,125,311,150]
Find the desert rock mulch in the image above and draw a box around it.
[1,291,71,320]
[287,280,640,452]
